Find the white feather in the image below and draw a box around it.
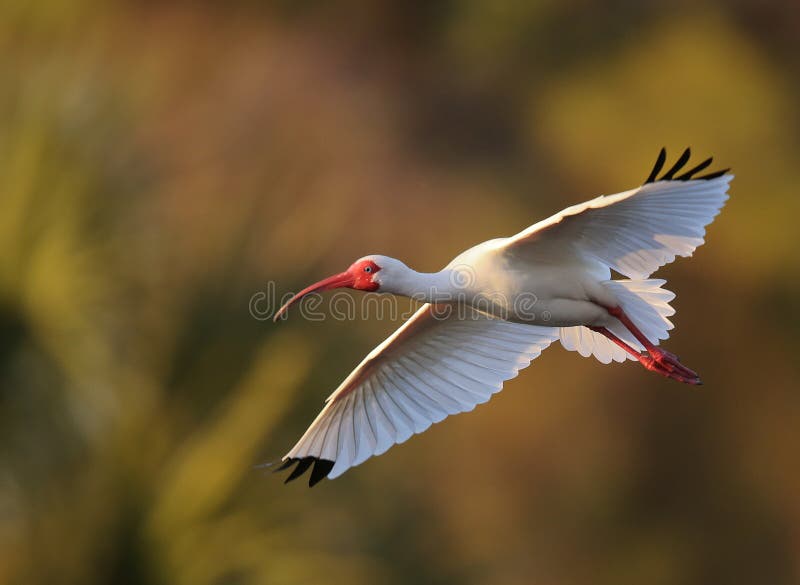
[284,304,559,479]
[505,176,732,279]
[559,279,676,363]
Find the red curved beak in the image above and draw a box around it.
[273,271,355,322]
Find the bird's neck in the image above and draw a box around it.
[390,268,462,303]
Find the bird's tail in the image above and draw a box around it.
[559,279,676,364]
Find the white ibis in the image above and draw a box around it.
[273,149,731,486]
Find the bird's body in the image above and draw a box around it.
[372,242,615,327]
[273,149,732,486]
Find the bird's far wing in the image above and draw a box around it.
[277,304,559,486]
[503,149,733,279]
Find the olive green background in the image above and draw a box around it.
[1,2,798,584]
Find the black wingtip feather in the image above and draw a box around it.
[675,157,713,180]
[694,168,730,181]
[659,147,691,181]
[284,457,314,483]
[273,459,296,473]
[309,459,335,487]
[279,457,335,486]
[643,149,728,184]
[645,147,667,183]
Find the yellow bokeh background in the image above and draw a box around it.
[1,2,798,584]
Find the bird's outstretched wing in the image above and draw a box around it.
[277,305,559,486]
[503,148,733,279]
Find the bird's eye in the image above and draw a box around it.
[364,266,372,273]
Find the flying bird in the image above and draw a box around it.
[273,148,731,487]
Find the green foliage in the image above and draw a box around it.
[1,2,798,584]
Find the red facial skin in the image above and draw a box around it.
[273,259,381,321]
[348,259,381,291]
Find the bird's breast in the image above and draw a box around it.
[462,262,600,325]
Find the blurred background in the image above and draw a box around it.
[1,1,799,584]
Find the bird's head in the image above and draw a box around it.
[273,255,407,321]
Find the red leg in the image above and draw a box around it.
[606,307,657,351]
[605,306,701,381]
[589,326,641,360]
[590,326,702,385]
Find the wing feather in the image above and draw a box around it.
[280,305,559,485]
[504,151,732,279]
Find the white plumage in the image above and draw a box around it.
[284,306,558,480]
[559,278,676,363]
[273,148,732,486]
[506,177,730,279]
